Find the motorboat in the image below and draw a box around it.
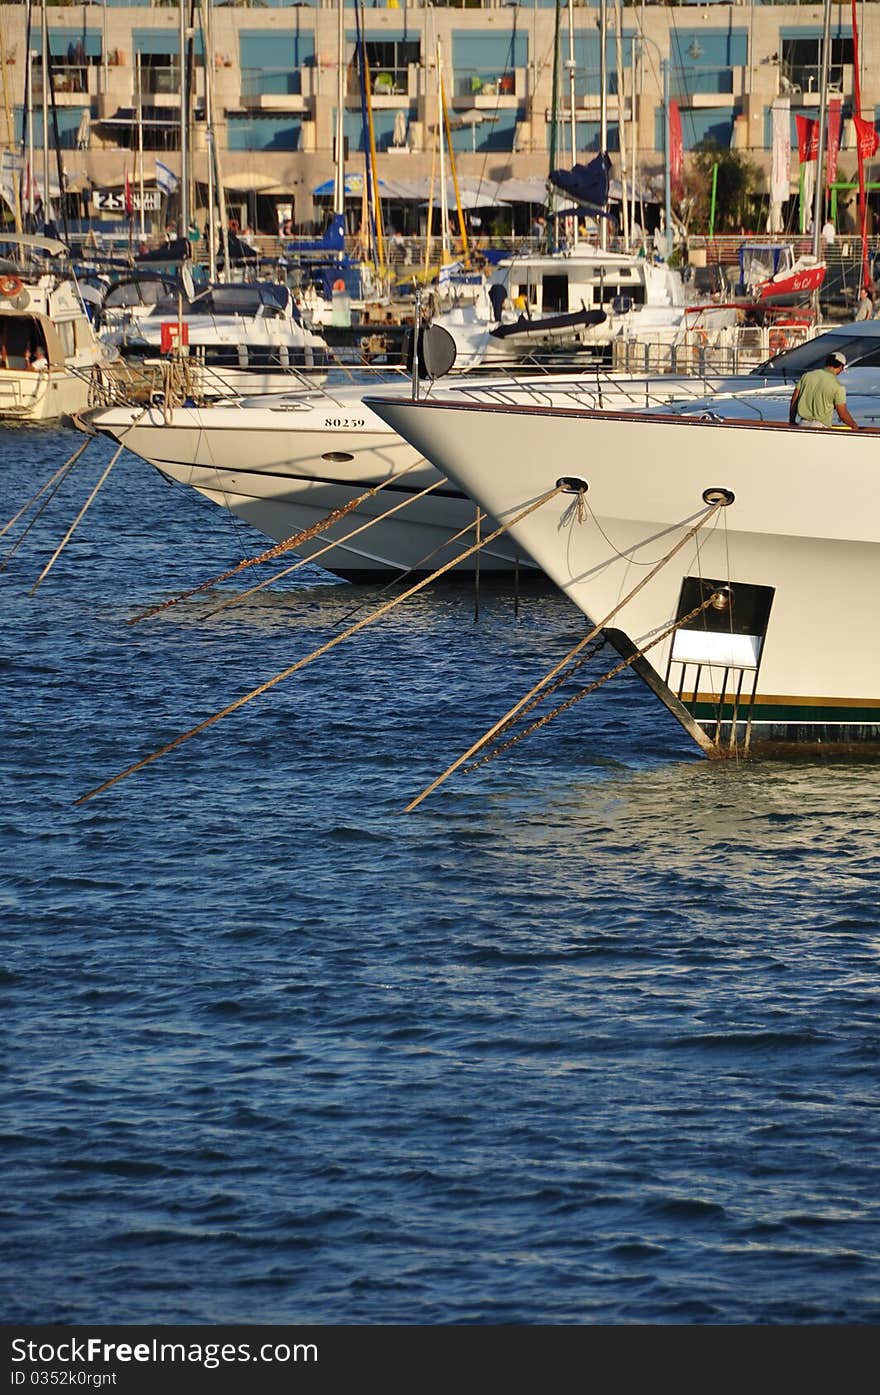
[736,242,826,306]
[430,245,738,369]
[0,234,119,423]
[89,318,880,583]
[100,276,332,397]
[366,380,880,758]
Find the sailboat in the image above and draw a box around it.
[0,232,118,422]
[0,4,118,422]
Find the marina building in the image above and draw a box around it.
[1,2,879,235]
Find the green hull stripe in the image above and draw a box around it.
[690,700,880,726]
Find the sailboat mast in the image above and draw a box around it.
[545,0,561,250]
[0,18,23,232]
[136,53,145,242]
[566,0,577,248]
[598,0,607,250]
[40,0,49,227]
[436,40,449,259]
[333,0,345,222]
[179,0,189,234]
[811,0,832,262]
[614,0,628,248]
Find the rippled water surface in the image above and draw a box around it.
[2,426,879,1324]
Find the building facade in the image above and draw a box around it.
[1,2,878,232]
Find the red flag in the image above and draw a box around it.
[124,169,133,217]
[825,98,842,188]
[795,115,819,163]
[853,115,879,159]
[668,100,683,196]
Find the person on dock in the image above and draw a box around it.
[789,351,859,430]
[854,285,875,321]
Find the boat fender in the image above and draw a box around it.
[0,274,23,299]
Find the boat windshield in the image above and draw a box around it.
[752,330,880,379]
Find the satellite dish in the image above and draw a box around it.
[180,262,196,302]
[406,323,457,380]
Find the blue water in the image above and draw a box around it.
[2,426,880,1325]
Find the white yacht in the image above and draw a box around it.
[431,245,738,369]
[367,373,880,758]
[101,277,332,398]
[90,320,880,584]
[0,234,118,424]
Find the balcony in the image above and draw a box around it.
[238,65,309,111]
[779,63,846,99]
[452,68,520,103]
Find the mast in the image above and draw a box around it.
[199,0,229,282]
[136,53,145,243]
[436,39,450,260]
[598,0,607,249]
[333,0,345,225]
[0,17,23,232]
[849,0,872,290]
[614,0,628,249]
[811,0,832,262]
[440,57,470,268]
[179,0,189,235]
[565,0,577,249]
[40,0,49,227]
[545,0,561,251]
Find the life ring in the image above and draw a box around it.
[768,329,788,354]
[0,274,23,299]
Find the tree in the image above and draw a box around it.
[687,141,761,234]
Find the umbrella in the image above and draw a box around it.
[433,109,500,154]
[392,110,408,149]
[312,172,390,198]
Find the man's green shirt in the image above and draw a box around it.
[794,367,846,427]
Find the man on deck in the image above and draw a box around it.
[789,351,859,429]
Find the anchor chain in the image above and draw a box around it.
[465,592,724,772]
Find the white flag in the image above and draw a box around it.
[155,159,179,196]
[770,98,791,207]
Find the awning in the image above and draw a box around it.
[223,172,280,193]
[312,172,389,198]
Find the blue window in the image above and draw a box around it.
[132,30,204,58]
[239,31,314,97]
[670,29,748,97]
[33,30,102,60]
[226,114,301,152]
[571,33,634,98]
[342,109,414,154]
[14,105,89,150]
[452,30,527,99]
[449,109,520,154]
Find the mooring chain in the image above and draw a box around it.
[199,473,451,623]
[404,494,729,813]
[465,593,723,773]
[129,461,423,625]
[75,482,569,806]
[464,635,610,764]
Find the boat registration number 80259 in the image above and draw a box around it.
[324,418,366,428]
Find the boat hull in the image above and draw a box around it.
[93,402,525,579]
[0,366,95,422]
[367,396,880,755]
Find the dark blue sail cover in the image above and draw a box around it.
[548,153,612,212]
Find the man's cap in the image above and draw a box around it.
[828,351,847,367]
